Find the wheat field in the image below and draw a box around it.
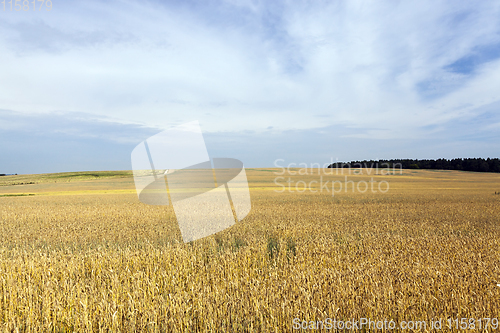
[0,169,499,332]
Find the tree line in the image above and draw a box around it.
[328,158,500,173]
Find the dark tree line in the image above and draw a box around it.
[328,158,500,173]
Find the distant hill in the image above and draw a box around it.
[0,171,132,186]
[328,158,500,173]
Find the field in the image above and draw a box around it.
[0,168,499,332]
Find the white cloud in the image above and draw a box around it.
[0,0,499,140]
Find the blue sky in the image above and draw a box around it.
[1,0,500,174]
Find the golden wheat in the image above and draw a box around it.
[0,169,499,332]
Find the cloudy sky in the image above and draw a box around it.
[1,0,500,174]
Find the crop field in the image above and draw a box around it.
[0,169,499,332]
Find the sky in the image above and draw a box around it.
[1,0,500,174]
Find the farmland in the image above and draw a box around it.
[0,169,499,332]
